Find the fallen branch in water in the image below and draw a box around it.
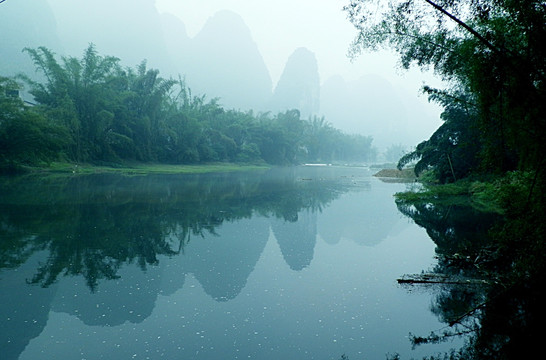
[397,273,489,285]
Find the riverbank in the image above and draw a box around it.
[394,171,537,214]
[8,161,270,176]
[392,169,545,358]
[373,168,417,180]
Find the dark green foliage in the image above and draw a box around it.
[347,2,546,358]
[396,188,545,359]
[347,0,546,284]
[302,115,375,163]
[1,44,375,168]
[346,0,546,183]
[398,89,482,182]
[0,76,69,171]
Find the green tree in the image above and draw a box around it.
[249,110,304,165]
[14,44,376,167]
[303,116,335,162]
[123,61,177,160]
[0,76,68,170]
[22,45,130,162]
[160,79,223,163]
[398,89,482,182]
[301,116,375,163]
[345,0,546,179]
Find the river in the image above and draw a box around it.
[0,166,461,359]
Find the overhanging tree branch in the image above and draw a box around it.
[422,0,503,56]
[384,30,457,53]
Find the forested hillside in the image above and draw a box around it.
[0,45,374,172]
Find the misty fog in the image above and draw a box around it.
[1,0,443,155]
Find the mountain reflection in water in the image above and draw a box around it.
[1,166,432,360]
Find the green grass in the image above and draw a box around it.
[395,181,470,203]
[27,162,270,175]
[395,178,506,213]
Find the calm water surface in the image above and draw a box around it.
[0,166,459,359]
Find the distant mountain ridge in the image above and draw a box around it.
[178,10,273,111]
[0,1,61,80]
[0,2,313,114]
[0,2,430,149]
[269,47,320,118]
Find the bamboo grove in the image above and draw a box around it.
[0,45,375,171]
[345,0,545,184]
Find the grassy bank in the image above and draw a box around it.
[16,162,270,176]
[394,171,536,214]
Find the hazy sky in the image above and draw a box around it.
[155,0,440,91]
[155,0,444,146]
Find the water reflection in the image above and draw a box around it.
[1,166,421,360]
[396,201,499,261]
[271,209,317,270]
[318,182,402,246]
[0,251,57,360]
[52,260,162,326]
[182,217,271,301]
[0,167,374,291]
[395,199,543,359]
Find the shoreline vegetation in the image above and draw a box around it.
[389,168,544,359]
[373,168,504,215]
[9,161,377,176]
[18,161,416,177]
[14,161,270,176]
[0,45,376,175]
[392,169,536,215]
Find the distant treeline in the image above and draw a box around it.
[0,45,375,171]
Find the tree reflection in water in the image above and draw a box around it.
[0,167,353,292]
[396,199,544,359]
